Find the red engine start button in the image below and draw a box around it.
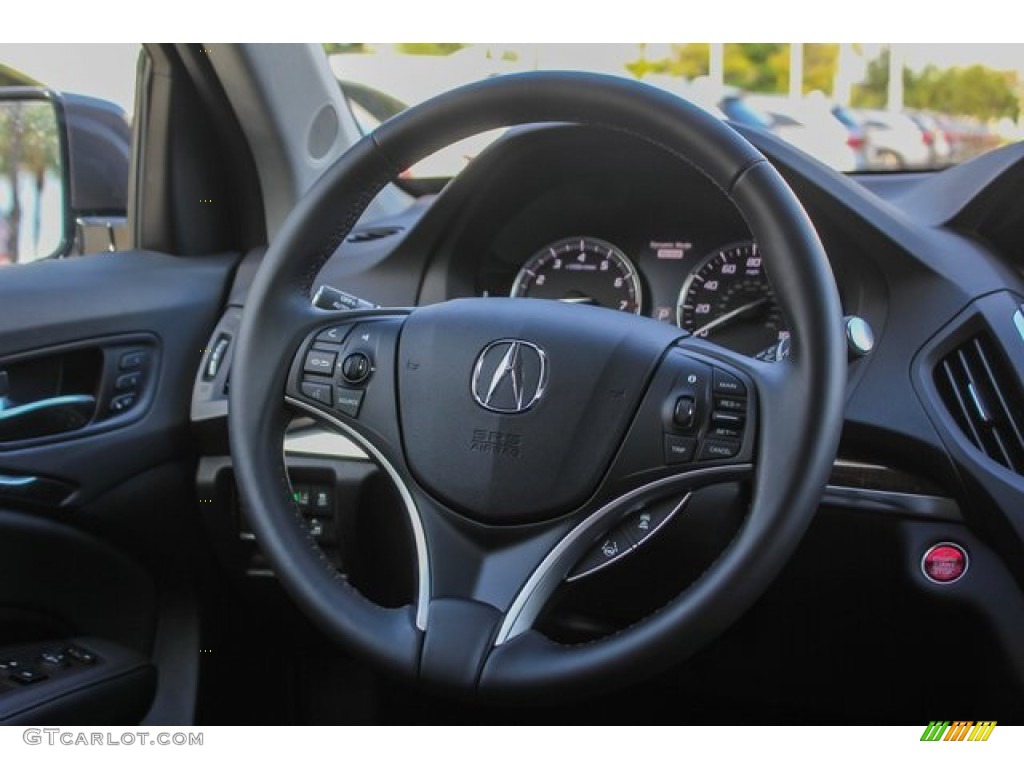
[922,543,968,584]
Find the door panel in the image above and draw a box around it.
[0,250,236,502]
[0,248,238,724]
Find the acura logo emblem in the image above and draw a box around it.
[471,340,548,414]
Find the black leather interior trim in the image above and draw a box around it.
[0,636,155,726]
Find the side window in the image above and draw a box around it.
[0,44,140,267]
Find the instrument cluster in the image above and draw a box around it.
[486,233,788,358]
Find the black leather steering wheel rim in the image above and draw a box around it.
[229,71,847,702]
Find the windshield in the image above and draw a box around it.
[329,43,1023,178]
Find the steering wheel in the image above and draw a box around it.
[229,72,846,702]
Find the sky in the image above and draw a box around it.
[3,43,1024,118]
[1,0,1022,44]
[5,0,1014,41]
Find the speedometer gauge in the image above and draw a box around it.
[511,236,643,315]
[676,241,786,356]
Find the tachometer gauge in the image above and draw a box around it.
[676,241,787,356]
[511,236,643,315]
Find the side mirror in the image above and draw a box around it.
[62,92,131,254]
[0,87,73,264]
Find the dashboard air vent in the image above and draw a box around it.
[345,226,403,244]
[934,332,1024,475]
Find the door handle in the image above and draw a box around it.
[0,473,38,487]
[0,471,76,507]
[0,394,96,441]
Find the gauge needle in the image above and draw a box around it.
[691,297,770,337]
[559,296,596,304]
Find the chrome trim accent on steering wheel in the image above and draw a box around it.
[494,463,752,646]
[284,422,370,460]
[286,396,431,631]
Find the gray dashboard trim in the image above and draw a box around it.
[821,485,962,522]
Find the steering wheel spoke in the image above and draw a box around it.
[491,339,767,646]
[400,488,578,690]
